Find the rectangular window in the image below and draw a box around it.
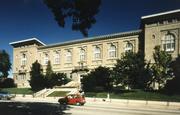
[54,53,60,64]
[21,54,27,66]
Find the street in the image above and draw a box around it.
[1,97,180,115]
[65,103,180,115]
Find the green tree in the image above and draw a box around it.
[82,66,112,92]
[45,61,53,88]
[29,60,45,91]
[112,51,150,90]
[50,73,71,88]
[0,50,11,78]
[151,46,173,90]
[0,78,16,88]
[44,0,101,37]
[164,56,180,94]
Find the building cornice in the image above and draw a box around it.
[9,38,46,47]
[39,29,142,49]
[141,9,180,19]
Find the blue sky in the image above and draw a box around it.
[0,0,180,77]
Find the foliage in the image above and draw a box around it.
[112,51,150,89]
[49,73,71,88]
[150,46,173,89]
[29,60,70,90]
[0,78,16,88]
[45,61,53,87]
[164,56,180,94]
[0,88,34,94]
[44,0,101,37]
[44,61,71,88]
[0,50,11,78]
[29,60,46,91]
[71,68,89,74]
[82,66,113,92]
[85,90,180,102]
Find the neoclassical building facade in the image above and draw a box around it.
[10,9,180,88]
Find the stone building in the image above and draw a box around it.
[10,9,180,88]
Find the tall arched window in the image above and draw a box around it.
[54,52,60,64]
[94,46,101,59]
[108,44,116,58]
[44,53,49,65]
[125,42,133,52]
[162,34,175,52]
[21,53,27,66]
[66,50,72,63]
[80,48,86,61]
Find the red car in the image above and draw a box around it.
[58,94,86,106]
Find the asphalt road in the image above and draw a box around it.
[1,98,180,115]
[65,104,180,115]
[0,101,66,115]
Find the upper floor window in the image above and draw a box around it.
[94,46,101,60]
[21,53,27,66]
[44,53,49,65]
[108,44,116,58]
[66,50,72,63]
[125,42,133,52]
[54,52,60,64]
[162,34,175,52]
[80,48,86,61]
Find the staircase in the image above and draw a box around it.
[34,81,80,98]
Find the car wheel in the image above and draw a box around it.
[76,102,81,106]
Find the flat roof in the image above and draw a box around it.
[141,9,180,19]
[9,38,46,47]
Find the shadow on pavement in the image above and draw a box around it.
[0,102,73,115]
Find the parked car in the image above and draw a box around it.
[58,94,86,106]
[0,91,15,100]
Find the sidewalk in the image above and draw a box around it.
[13,94,180,110]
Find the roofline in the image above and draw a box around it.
[39,29,142,49]
[9,38,46,46]
[141,9,180,19]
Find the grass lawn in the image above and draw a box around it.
[47,91,70,97]
[0,88,34,94]
[85,90,180,102]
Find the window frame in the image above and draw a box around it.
[108,44,116,58]
[44,53,49,65]
[162,34,175,52]
[125,42,133,52]
[21,53,27,66]
[79,48,86,61]
[94,46,101,60]
[54,52,60,64]
[66,50,72,63]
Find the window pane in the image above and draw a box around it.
[109,45,116,58]
[94,47,101,59]
[163,34,175,52]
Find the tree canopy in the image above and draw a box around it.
[0,50,11,78]
[164,56,180,94]
[44,0,101,37]
[29,60,45,91]
[82,66,113,92]
[112,51,150,90]
[150,46,173,89]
